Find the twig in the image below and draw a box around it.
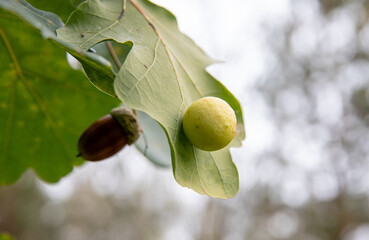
[105,41,122,69]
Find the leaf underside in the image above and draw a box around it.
[58,0,245,199]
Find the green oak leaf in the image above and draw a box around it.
[58,0,245,199]
[0,0,117,97]
[0,8,119,185]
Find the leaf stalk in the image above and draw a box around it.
[105,41,122,69]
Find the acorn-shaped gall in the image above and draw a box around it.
[77,107,140,161]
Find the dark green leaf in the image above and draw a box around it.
[26,0,84,22]
[0,0,117,97]
[0,8,119,185]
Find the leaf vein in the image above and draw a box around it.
[172,103,184,145]
[210,152,228,196]
[192,146,207,195]
[128,0,186,107]
[80,0,126,49]
[0,26,19,162]
[127,38,160,95]
[172,54,203,98]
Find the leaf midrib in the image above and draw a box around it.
[139,7,204,97]
[129,1,233,197]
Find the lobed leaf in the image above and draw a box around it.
[58,0,245,198]
[0,5,119,184]
[0,0,117,97]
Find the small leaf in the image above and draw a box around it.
[58,0,245,198]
